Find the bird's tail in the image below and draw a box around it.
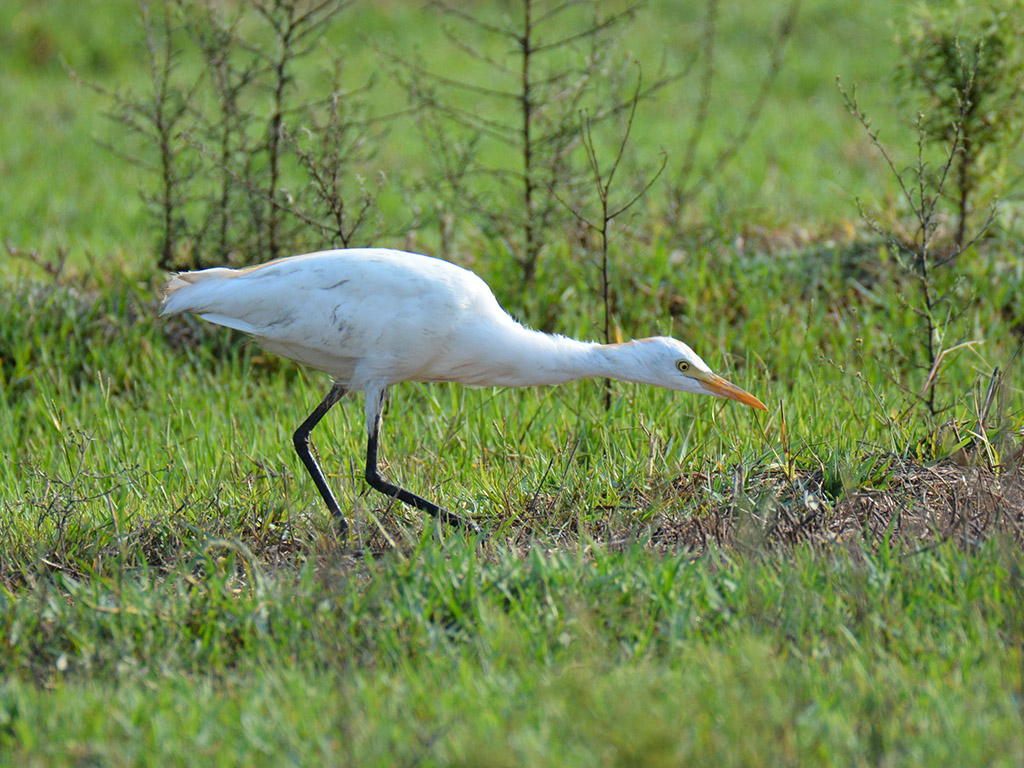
[159,268,237,317]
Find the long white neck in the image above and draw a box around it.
[441,321,642,388]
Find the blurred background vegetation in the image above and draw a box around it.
[0,0,920,269]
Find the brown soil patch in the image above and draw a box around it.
[652,459,1024,555]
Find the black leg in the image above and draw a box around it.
[364,394,480,533]
[293,381,349,536]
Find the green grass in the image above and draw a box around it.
[2,539,1023,765]
[3,0,1024,764]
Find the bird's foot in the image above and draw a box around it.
[434,507,481,535]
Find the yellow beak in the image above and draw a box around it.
[699,373,768,411]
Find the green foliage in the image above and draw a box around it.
[895,0,1024,245]
[838,0,1024,417]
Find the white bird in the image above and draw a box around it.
[161,248,767,533]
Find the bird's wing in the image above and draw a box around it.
[161,249,490,382]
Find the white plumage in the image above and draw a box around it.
[161,248,766,532]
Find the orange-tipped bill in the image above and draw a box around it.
[700,373,768,411]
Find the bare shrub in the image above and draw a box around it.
[559,67,666,408]
[390,0,676,286]
[79,0,387,271]
[894,1,1024,250]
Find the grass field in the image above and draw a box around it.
[2,0,1024,765]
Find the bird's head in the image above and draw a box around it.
[614,336,768,410]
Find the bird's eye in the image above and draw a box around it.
[676,360,690,373]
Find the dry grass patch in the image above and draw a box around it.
[654,457,1024,555]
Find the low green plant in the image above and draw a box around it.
[837,1,1024,425]
[895,0,1024,249]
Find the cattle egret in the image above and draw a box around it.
[161,248,767,534]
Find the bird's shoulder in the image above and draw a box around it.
[248,248,491,300]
